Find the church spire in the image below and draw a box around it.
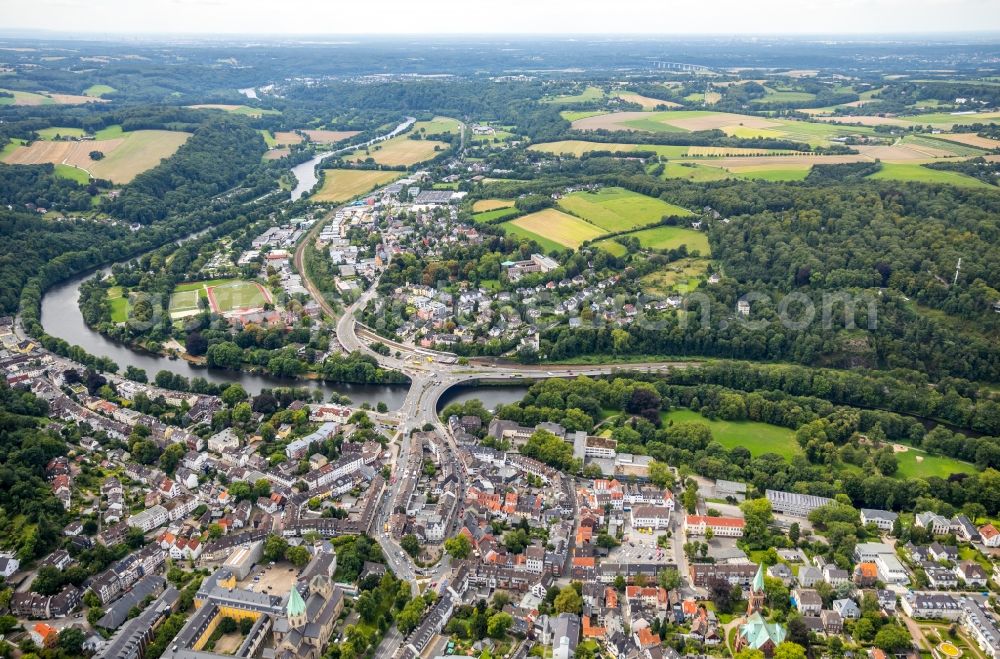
[747,563,766,616]
[287,585,307,628]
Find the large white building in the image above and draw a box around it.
[684,515,745,538]
[630,505,672,530]
[766,490,833,517]
[127,505,169,533]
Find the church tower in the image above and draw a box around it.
[286,585,307,629]
[747,562,766,615]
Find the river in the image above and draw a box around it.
[289,117,416,201]
[38,120,421,407]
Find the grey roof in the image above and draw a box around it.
[97,575,166,630]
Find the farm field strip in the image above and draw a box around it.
[556,187,692,233]
[471,199,515,212]
[313,169,403,203]
[504,208,606,249]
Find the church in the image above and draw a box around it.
[734,563,786,657]
[272,570,344,659]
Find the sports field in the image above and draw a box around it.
[472,199,515,212]
[661,408,801,460]
[557,187,692,232]
[504,208,606,250]
[615,92,681,110]
[867,163,993,188]
[313,169,403,203]
[169,279,270,318]
[624,225,711,254]
[2,129,190,183]
[187,104,280,117]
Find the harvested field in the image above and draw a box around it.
[557,187,691,233]
[615,92,681,109]
[854,143,953,161]
[273,131,303,145]
[680,153,865,169]
[264,148,291,160]
[687,146,803,157]
[302,129,360,143]
[932,133,1000,149]
[313,169,403,203]
[0,88,105,106]
[506,209,606,249]
[472,199,515,212]
[348,137,447,167]
[529,140,689,158]
[2,130,190,183]
[187,104,279,117]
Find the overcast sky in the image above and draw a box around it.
[3,0,998,36]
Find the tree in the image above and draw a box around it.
[553,585,583,614]
[487,612,513,638]
[57,627,85,654]
[773,643,808,659]
[218,617,237,634]
[263,535,288,562]
[185,331,208,356]
[221,383,248,407]
[648,461,674,489]
[444,534,472,559]
[734,650,766,659]
[159,443,186,474]
[658,568,681,592]
[596,533,620,549]
[874,624,913,653]
[401,534,421,557]
[740,497,774,549]
[285,545,310,568]
[89,150,104,160]
[789,522,800,544]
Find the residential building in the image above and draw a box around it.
[915,511,951,535]
[859,509,898,532]
[901,592,962,620]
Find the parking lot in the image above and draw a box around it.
[611,520,672,564]
[241,561,298,595]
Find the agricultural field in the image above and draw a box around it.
[84,84,116,97]
[542,86,604,104]
[302,129,360,143]
[751,87,817,105]
[472,199,515,212]
[186,104,280,117]
[571,109,881,146]
[899,134,987,157]
[732,165,812,181]
[660,408,801,460]
[654,161,734,182]
[503,208,606,250]
[346,119,456,167]
[271,131,303,146]
[472,207,520,224]
[530,140,690,158]
[556,187,692,232]
[0,88,105,105]
[867,163,994,188]
[615,92,681,110]
[640,258,710,295]
[263,148,291,161]
[624,225,711,254]
[313,169,403,203]
[931,132,1000,150]
[35,126,86,140]
[2,129,191,184]
[559,110,604,122]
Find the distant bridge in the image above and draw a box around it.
[650,60,712,72]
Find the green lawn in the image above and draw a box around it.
[868,163,993,188]
[752,88,817,105]
[737,168,812,181]
[84,84,116,98]
[661,408,801,460]
[543,86,604,104]
[93,125,124,139]
[557,186,692,232]
[656,161,734,182]
[560,110,604,122]
[893,445,974,479]
[107,286,128,323]
[54,164,90,184]
[36,126,86,140]
[623,225,711,255]
[0,139,25,158]
[260,130,278,147]
[472,207,520,224]
[593,238,628,257]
